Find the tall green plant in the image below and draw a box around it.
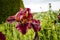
[0,0,24,23]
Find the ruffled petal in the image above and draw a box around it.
[7,16,15,23]
[31,19,41,32]
[28,13,33,21]
[23,8,33,21]
[15,10,23,21]
[24,8,31,13]
[15,8,33,22]
[16,22,29,34]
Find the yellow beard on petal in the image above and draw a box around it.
[26,11,28,17]
[22,19,27,23]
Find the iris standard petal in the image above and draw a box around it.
[15,8,33,22]
[23,8,33,21]
[24,8,31,13]
[15,11,23,21]
[27,13,33,21]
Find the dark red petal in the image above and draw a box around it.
[27,21,32,29]
[28,13,33,21]
[16,22,29,34]
[24,8,31,13]
[7,16,15,23]
[24,8,33,21]
[0,32,6,40]
[31,19,41,32]
[26,8,31,13]
[23,8,32,17]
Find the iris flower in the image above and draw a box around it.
[0,32,6,40]
[7,8,41,34]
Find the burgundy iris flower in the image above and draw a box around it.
[0,32,6,40]
[7,8,41,34]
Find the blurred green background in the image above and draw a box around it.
[0,0,24,23]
